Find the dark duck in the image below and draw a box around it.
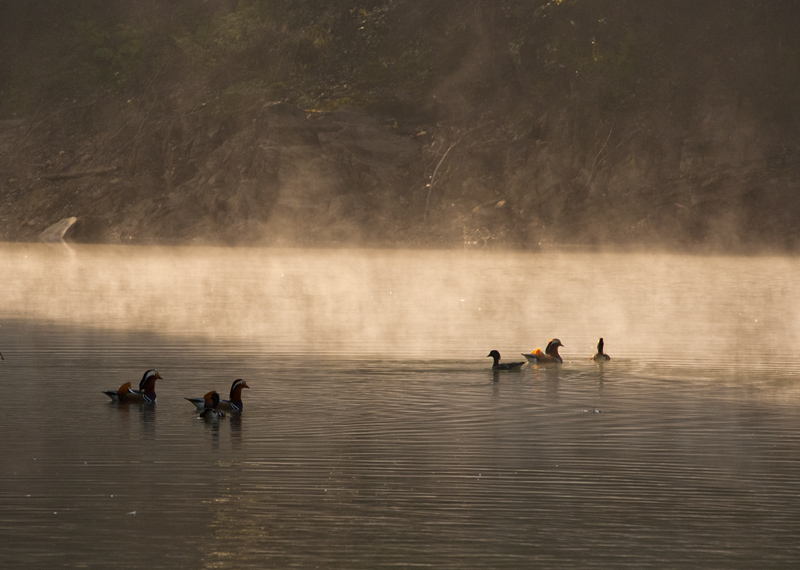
[591,337,611,361]
[523,339,564,364]
[103,369,163,403]
[487,350,525,370]
[199,391,226,420]
[186,378,250,412]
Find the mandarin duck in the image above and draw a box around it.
[523,339,564,364]
[199,390,226,420]
[186,378,250,412]
[103,369,163,403]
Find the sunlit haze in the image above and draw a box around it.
[2,243,797,365]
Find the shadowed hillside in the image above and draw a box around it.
[2,0,799,251]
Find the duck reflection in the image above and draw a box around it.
[596,363,606,395]
[229,413,243,447]
[139,403,157,440]
[202,417,222,451]
[528,365,563,402]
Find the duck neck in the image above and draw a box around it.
[141,378,157,401]
[231,385,244,401]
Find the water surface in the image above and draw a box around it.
[1,244,799,568]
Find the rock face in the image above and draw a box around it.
[39,217,77,242]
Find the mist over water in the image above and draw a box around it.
[2,243,797,365]
[3,244,800,568]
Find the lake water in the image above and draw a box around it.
[1,244,800,568]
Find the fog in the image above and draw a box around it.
[2,243,798,365]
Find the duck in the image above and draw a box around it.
[186,378,250,412]
[591,337,611,361]
[222,378,249,412]
[487,350,525,370]
[522,339,564,364]
[198,391,226,420]
[103,369,163,403]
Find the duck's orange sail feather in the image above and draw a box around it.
[530,348,546,359]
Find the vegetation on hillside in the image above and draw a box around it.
[2,1,800,250]
[4,1,798,124]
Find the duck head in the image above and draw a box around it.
[545,339,563,354]
[487,350,501,365]
[138,369,163,403]
[545,339,564,361]
[596,337,605,355]
[229,379,250,400]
